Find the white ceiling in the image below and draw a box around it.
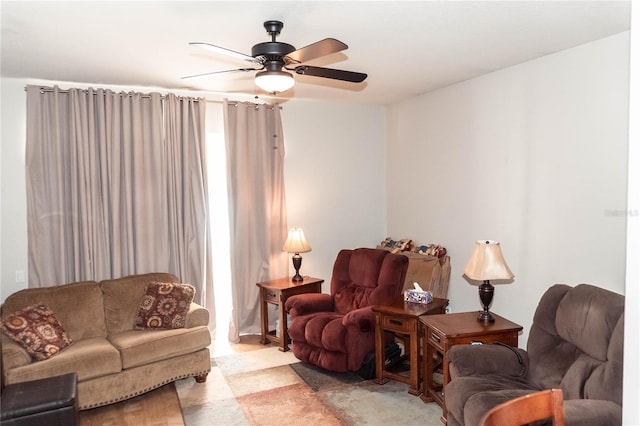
[0,1,631,105]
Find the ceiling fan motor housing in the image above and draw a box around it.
[251,42,296,59]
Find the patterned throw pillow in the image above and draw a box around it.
[1,304,73,361]
[135,282,195,330]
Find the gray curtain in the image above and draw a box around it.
[25,86,213,317]
[223,100,288,341]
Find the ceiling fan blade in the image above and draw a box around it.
[189,42,261,64]
[284,38,348,64]
[293,65,367,83]
[182,68,259,80]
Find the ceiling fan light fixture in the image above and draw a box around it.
[255,70,295,93]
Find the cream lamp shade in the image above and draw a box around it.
[281,228,311,254]
[463,240,514,323]
[463,240,514,281]
[282,228,311,282]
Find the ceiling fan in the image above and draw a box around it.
[183,20,367,94]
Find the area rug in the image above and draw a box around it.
[176,346,444,426]
[289,362,365,391]
[287,362,443,426]
[79,383,184,426]
[237,382,343,425]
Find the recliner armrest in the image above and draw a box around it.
[285,293,334,318]
[447,344,529,378]
[342,306,375,332]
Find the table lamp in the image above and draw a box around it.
[282,228,311,282]
[463,240,514,323]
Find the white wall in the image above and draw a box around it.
[387,32,630,346]
[281,100,387,291]
[0,79,387,300]
[0,78,28,301]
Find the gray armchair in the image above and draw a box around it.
[445,283,624,426]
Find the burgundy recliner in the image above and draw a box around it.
[285,248,408,373]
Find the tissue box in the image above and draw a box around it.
[404,289,433,304]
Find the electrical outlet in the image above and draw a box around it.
[15,270,25,283]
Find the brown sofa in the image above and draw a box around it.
[1,273,211,410]
[445,283,624,426]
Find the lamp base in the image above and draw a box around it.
[291,253,303,283]
[477,310,495,323]
[477,280,495,323]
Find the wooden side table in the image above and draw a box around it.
[372,296,449,395]
[256,276,323,352]
[420,311,522,423]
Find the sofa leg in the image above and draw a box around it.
[194,373,208,383]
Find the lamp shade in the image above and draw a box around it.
[282,228,311,254]
[255,70,295,93]
[463,240,514,282]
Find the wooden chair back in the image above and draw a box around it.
[479,389,565,426]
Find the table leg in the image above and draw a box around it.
[421,340,435,403]
[278,299,289,352]
[259,291,269,345]
[374,313,388,385]
[408,323,421,395]
[441,350,450,422]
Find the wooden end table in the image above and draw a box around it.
[372,296,449,395]
[256,276,323,352]
[419,311,522,423]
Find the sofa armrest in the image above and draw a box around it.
[447,344,529,378]
[1,336,32,375]
[342,306,375,332]
[185,302,209,328]
[285,293,333,318]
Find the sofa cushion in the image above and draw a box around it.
[1,305,72,361]
[1,282,106,341]
[4,337,121,385]
[100,273,180,334]
[135,282,195,330]
[108,325,211,369]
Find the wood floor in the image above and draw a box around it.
[78,383,184,426]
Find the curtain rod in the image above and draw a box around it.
[26,86,281,108]
[219,100,282,110]
[27,86,202,102]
